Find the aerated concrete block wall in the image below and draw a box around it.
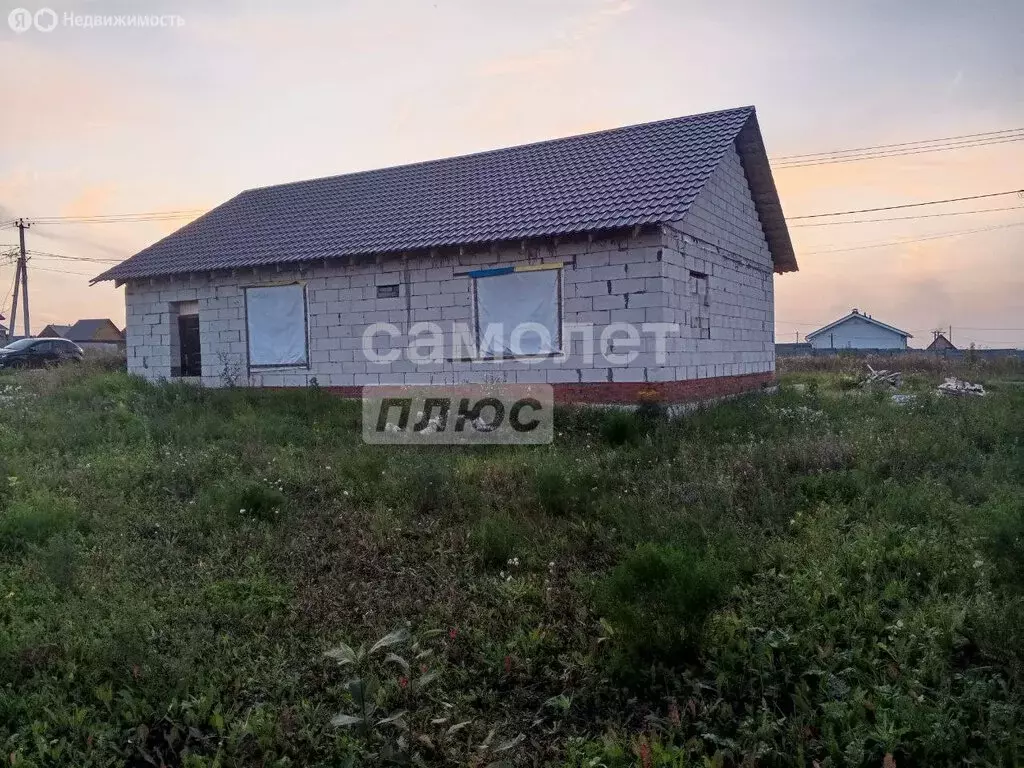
[659,143,776,378]
[124,229,678,388]
[123,143,776,393]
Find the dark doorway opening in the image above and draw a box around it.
[178,314,201,376]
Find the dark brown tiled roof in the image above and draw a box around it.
[94,106,796,282]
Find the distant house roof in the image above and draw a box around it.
[93,105,798,284]
[805,309,912,341]
[65,319,124,342]
[927,333,957,351]
[38,324,71,338]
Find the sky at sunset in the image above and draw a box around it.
[1,0,1022,347]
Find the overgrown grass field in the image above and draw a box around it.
[1,360,1023,766]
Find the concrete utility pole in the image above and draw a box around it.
[8,259,20,340]
[9,219,30,338]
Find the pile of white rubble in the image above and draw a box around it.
[937,377,986,397]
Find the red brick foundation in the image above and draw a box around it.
[311,372,775,406]
[552,372,775,405]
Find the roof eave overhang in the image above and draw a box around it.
[806,314,912,340]
[734,112,798,275]
[92,222,662,286]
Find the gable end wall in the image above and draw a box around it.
[659,142,775,377]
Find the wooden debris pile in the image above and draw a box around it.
[860,364,902,389]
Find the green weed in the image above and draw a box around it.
[597,543,734,667]
[0,366,1021,766]
[472,512,525,569]
[0,489,81,552]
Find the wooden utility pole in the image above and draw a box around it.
[9,219,30,338]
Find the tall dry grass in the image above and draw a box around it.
[778,351,1024,378]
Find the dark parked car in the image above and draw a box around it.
[0,337,84,369]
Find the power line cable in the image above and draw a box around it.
[1,264,19,323]
[18,188,1024,227]
[776,132,1024,162]
[789,189,1024,220]
[774,134,1024,169]
[34,215,200,225]
[31,208,204,221]
[790,205,1024,228]
[802,221,1024,255]
[31,226,135,258]
[30,209,203,225]
[950,327,1024,332]
[27,249,123,264]
[771,126,1024,161]
[23,263,98,277]
[0,269,14,317]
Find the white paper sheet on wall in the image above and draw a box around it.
[245,284,308,366]
[475,270,560,356]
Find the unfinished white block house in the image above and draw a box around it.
[95,106,798,404]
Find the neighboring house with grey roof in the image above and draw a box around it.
[93,105,798,404]
[805,309,911,350]
[38,324,72,339]
[40,319,125,351]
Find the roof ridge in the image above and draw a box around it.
[806,311,912,339]
[240,105,757,196]
[95,104,800,283]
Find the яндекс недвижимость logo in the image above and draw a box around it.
[8,7,57,32]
